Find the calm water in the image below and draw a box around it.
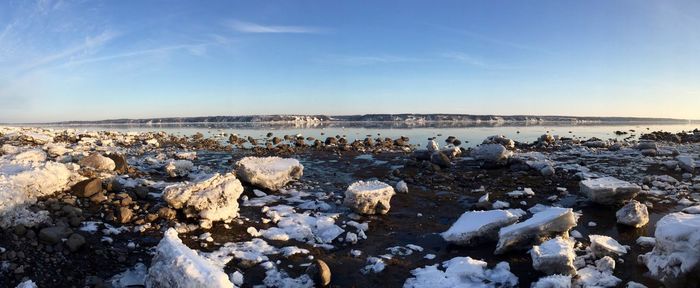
[31,122,699,148]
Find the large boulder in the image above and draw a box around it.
[639,212,700,287]
[615,200,649,228]
[441,209,525,245]
[343,180,395,215]
[495,207,577,254]
[579,177,640,205]
[162,173,244,224]
[79,153,116,171]
[145,228,234,288]
[235,157,303,191]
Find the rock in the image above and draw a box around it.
[636,140,657,150]
[165,160,194,178]
[639,212,700,287]
[163,173,244,223]
[158,207,177,220]
[677,155,696,173]
[343,180,396,215]
[305,259,331,286]
[441,209,525,246]
[426,140,439,152]
[530,236,576,275]
[106,178,124,192]
[134,186,149,199]
[79,153,116,171]
[118,207,133,224]
[71,178,102,198]
[589,235,627,257]
[65,233,86,252]
[145,228,234,288]
[430,151,451,168]
[38,226,72,244]
[495,207,577,254]
[235,157,303,191]
[538,134,555,145]
[106,153,128,173]
[616,200,649,228]
[579,177,641,205]
[395,180,409,194]
[583,140,608,148]
[483,135,515,149]
[471,144,512,166]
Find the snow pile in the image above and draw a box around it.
[343,180,396,215]
[530,236,576,275]
[235,157,303,191]
[615,200,648,228]
[162,172,244,224]
[258,205,344,245]
[441,209,525,245]
[589,235,627,257]
[579,177,640,205]
[403,256,518,288]
[145,228,234,288]
[0,149,79,228]
[495,207,577,254]
[531,275,571,288]
[165,160,194,177]
[639,212,700,286]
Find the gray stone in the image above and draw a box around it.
[38,226,73,244]
[65,233,86,252]
[79,153,116,171]
[71,178,102,198]
[306,259,331,286]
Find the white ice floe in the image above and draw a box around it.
[589,235,627,257]
[574,265,621,288]
[165,160,194,177]
[615,200,648,228]
[403,256,518,288]
[441,209,525,245]
[361,257,386,274]
[0,149,79,228]
[235,156,303,191]
[639,212,700,286]
[579,177,640,205]
[258,205,344,245]
[145,228,234,288]
[507,188,535,198]
[260,262,314,287]
[495,207,577,254]
[531,275,571,288]
[396,180,409,194]
[530,236,576,275]
[162,172,244,223]
[343,180,395,215]
[207,238,280,267]
[636,236,655,247]
[682,204,700,214]
[493,201,510,209]
[15,280,38,288]
[109,263,148,287]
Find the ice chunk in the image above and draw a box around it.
[530,236,576,275]
[396,180,409,194]
[636,236,655,247]
[574,266,621,288]
[682,205,700,214]
[427,140,439,152]
[483,135,515,149]
[162,172,244,223]
[639,212,700,287]
[531,275,572,288]
[207,238,279,267]
[579,177,640,205]
[145,228,234,288]
[615,200,649,228]
[441,209,525,245]
[79,153,116,171]
[589,235,627,257]
[235,156,303,191]
[361,257,386,274]
[15,280,38,288]
[109,263,147,287]
[496,207,577,254]
[165,160,194,177]
[259,205,344,244]
[403,256,518,288]
[343,180,395,215]
[471,144,513,166]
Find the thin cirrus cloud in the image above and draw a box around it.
[225,19,327,34]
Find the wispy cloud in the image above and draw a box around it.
[20,30,119,72]
[63,42,215,67]
[441,52,516,70]
[225,20,326,34]
[318,55,424,66]
[434,25,553,55]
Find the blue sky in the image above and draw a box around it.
[1,0,699,122]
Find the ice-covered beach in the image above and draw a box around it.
[0,125,699,287]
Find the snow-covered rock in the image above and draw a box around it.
[396,180,409,194]
[471,144,513,166]
[162,172,244,223]
[165,160,194,178]
[403,256,518,288]
[589,235,627,257]
[639,212,700,287]
[79,153,116,171]
[441,209,525,245]
[483,135,515,149]
[495,207,577,254]
[574,265,621,288]
[531,275,571,288]
[615,200,649,228]
[530,236,576,275]
[579,177,640,205]
[145,228,234,288]
[235,157,303,191]
[15,280,38,288]
[682,205,700,214]
[427,140,439,152]
[343,180,395,215]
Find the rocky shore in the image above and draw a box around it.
[1,126,699,288]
